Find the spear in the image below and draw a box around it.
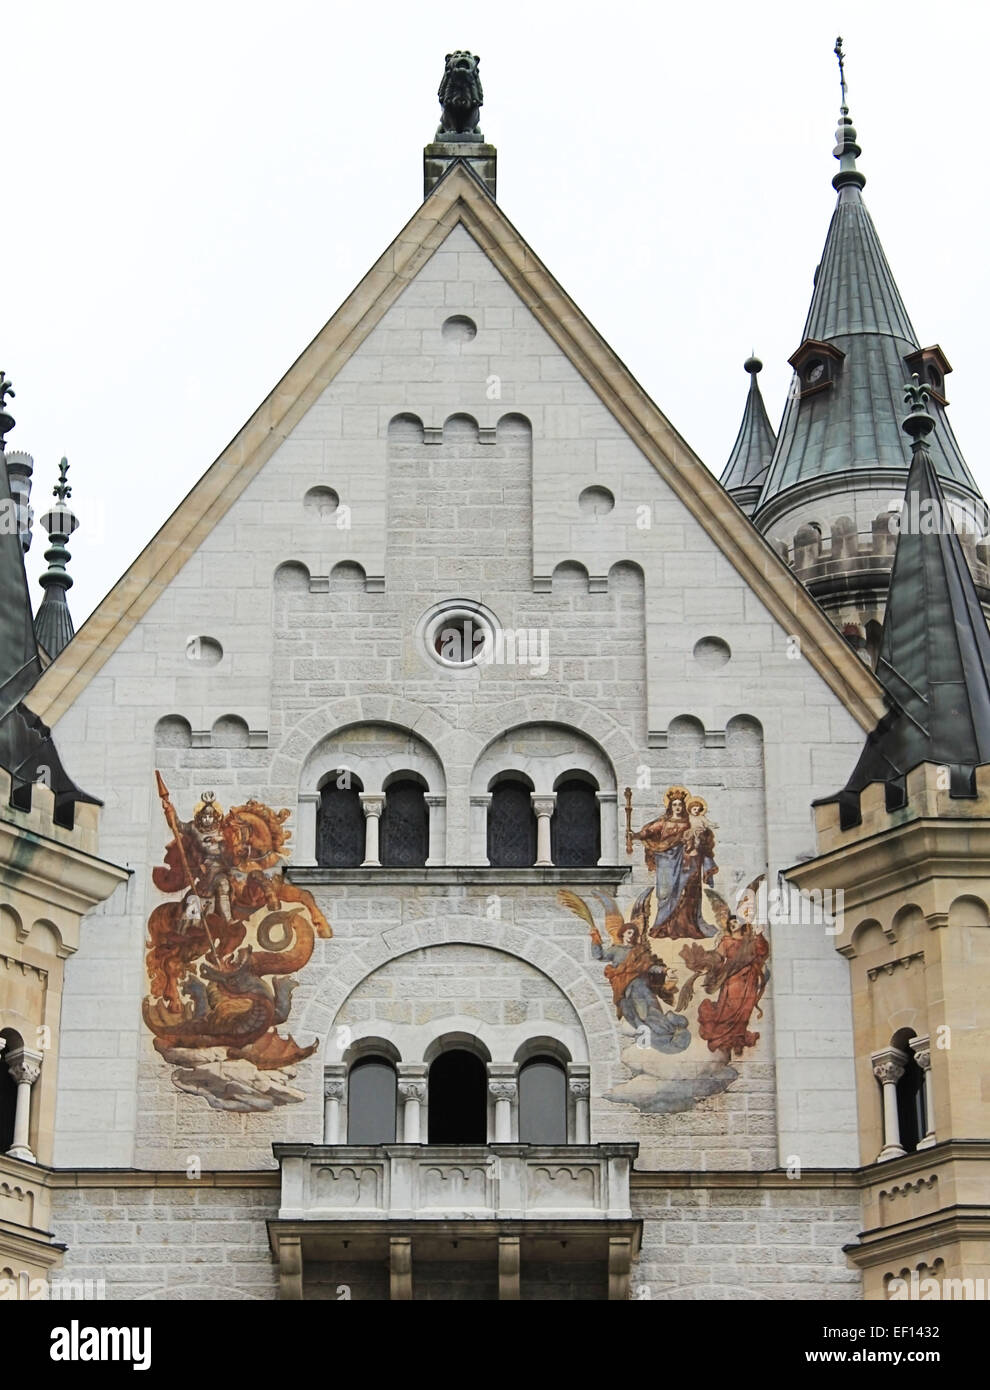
[154,771,223,971]
[624,787,634,856]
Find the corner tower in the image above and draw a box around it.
[751,40,987,662]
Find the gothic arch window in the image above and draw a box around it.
[487,776,537,867]
[381,775,428,868]
[316,773,365,867]
[550,776,601,867]
[427,1050,488,1144]
[518,1057,568,1144]
[346,1056,397,1144]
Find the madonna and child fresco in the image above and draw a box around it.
[560,785,771,1114]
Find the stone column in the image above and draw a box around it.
[487,1064,518,1143]
[872,1047,908,1161]
[397,1065,428,1143]
[607,1235,634,1300]
[424,794,446,866]
[471,794,492,864]
[5,1047,42,1163]
[389,1236,413,1300]
[278,1235,304,1300]
[323,1067,346,1144]
[531,794,556,868]
[294,792,320,867]
[596,790,618,865]
[498,1235,521,1300]
[569,1075,591,1144]
[910,1035,937,1149]
[360,793,385,868]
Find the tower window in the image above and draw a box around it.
[427,1050,487,1144]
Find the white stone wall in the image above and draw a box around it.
[51,221,867,1177]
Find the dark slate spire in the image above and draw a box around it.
[830,378,990,823]
[753,42,980,520]
[34,457,79,659]
[0,381,95,813]
[720,355,777,513]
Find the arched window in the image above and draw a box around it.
[0,1031,22,1153]
[487,778,537,867]
[518,1057,568,1143]
[346,1057,397,1144]
[893,1031,925,1154]
[316,774,365,867]
[381,777,428,868]
[427,1050,487,1143]
[551,778,600,867]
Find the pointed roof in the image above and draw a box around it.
[720,355,777,507]
[754,94,980,518]
[24,160,887,735]
[0,396,95,808]
[34,458,78,660]
[830,381,990,819]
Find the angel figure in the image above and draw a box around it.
[676,876,769,1058]
[558,888,691,1054]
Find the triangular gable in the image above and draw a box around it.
[26,162,886,731]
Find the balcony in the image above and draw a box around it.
[268,1142,641,1299]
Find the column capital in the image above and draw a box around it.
[323,1077,346,1102]
[488,1080,518,1102]
[398,1080,427,1104]
[360,793,385,819]
[568,1078,591,1100]
[909,1034,931,1071]
[531,794,556,819]
[871,1046,907,1087]
[6,1047,43,1087]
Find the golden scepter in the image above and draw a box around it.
[624,787,634,856]
[154,771,223,971]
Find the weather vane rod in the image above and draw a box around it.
[835,36,848,109]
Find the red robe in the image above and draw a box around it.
[697,931,769,1056]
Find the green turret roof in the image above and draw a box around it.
[826,381,990,824]
[720,355,777,508]
[754,95,980,519]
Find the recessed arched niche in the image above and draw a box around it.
[578,485,615,517]
[441,314,478,343]
[693,636,731,668]
[185,636,222,666]
[154,715,192,747]
[304,486,340,518]
[212,715,249,749]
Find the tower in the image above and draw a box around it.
[788,379,990,1298]
[746,41,987,663]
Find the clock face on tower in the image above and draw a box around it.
[806,359,825,385]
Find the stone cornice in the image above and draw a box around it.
[0,816,130,947]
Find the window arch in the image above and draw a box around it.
[487,777,537,867]
[427,1050,488,1144]
[381,775,428,868]
[346,1056,397,1144]
[550,776,601,867]
[518,1057,568,1144]
[316,773,365,867]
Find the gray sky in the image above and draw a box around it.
[6,1,989,624]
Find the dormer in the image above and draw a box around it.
[903,344,952,408]
[787,339,846,400]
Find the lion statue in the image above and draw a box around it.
[436,51,483,138]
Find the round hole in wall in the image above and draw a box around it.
[420,600,498,669]
[692,636,731,668]
[441,315,478,344]
[304,485,340,518]
[578,486,615,517]
[185,636,223,665]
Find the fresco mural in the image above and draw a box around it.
[560,785,769,1113]
[142,775,332,1111]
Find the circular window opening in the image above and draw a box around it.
[692,636,731,668]
[304,485,340,518]
[186,636,223,665]
[579,485,615,517]
[421,602,498,669]
[441,315,478,344]
[804,359,825,385]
